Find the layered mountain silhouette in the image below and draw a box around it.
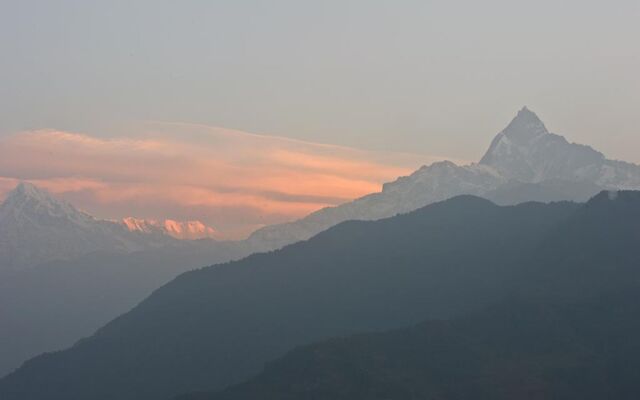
[177,193,640,400]
[2,107,640,394]
[0,183,249,378]
[4,190,640,400]
[247,107,640,250]
[2,108,636,270]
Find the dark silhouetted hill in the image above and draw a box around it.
[0,195,580,400]
[181,289,640,400]
[3,191,640,400]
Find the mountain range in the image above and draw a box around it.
[120,218,220,240]
[0,182,179,274]
[176,190,640,400]
[1,107,636,269]
[0,183,232,376]
[246,107,640,250]
[2,107,640,391]
[3,189,640,400]
[0,183,249,378]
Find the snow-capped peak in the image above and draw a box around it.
[121,217,219,240]
[0,182,179,272]
[502,106,549,141]
[12,181,48,199]
[478,107,640,186]
[0,181,88,222]
[5,181,55,205]
[478,107,551,175]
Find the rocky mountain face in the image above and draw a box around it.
[0,183,176,273]
[247,107,640,250]
[480,107,640,187]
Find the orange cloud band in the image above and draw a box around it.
[0,124,449,239]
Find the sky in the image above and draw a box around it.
[0,126,443,238]
[0,1,638,237]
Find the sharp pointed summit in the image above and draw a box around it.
[12,181,46,198]
[249,107,640,251]
[502,106,549,140]
[477,107,640,184]
[1,182,82,221]
[480,107,549,168]
[6,181,48,203]
[2,107,640,396]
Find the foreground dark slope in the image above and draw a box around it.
[0,196,578,400]
[180,191,640,400]
[184,290,640,400]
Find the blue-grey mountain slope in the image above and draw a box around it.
[0,194,583,400]
[0,183,249,378]
[179,191,640,400]
[2,107,637,381]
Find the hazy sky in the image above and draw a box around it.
[0,126,440,238]
[1,0,638,161]
[1,1,638,237]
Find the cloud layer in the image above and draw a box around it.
[0,123,449,238]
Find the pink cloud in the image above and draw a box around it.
[0,124,455,239]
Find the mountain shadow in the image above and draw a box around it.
[0,196,580,400]
[3,191,640,400]
[181,289,640,400]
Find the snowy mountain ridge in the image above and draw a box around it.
[0,183,177,273]
[247,107,640,250]
[3,107,639,267]
[121,217,219,240]
[480,107,640,188]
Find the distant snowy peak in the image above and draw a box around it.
[480,107,550,169]
[121,218,218,240]
[0,182,177,272]
[479,107,640,188]
[4,182,72,214]
[248,107,640,251]
[502,106,549,140]
[5,181,58,206]
[0,182,98,228]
